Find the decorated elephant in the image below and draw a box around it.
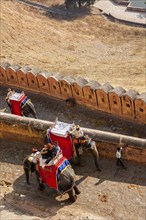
[5,88,37,118]
[74,135,101,171]
[23,152,80,202]
[43,128,101,171]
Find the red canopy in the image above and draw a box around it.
[38,156,70,191]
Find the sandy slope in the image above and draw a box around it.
[0,0,146,93]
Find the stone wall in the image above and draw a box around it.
[0,113,146,164]
[0,62,146,124]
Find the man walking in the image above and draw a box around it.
[116,145,127,169]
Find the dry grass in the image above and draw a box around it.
[0,0,146,93]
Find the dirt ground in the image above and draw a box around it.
[0,0,146,93]
[0,139,146,220]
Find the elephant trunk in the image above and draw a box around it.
[23,156,36,185]
[24,167,30,185]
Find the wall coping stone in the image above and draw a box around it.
[1,112,146,148]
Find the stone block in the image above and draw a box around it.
[121,89,139,118]
[37,71,51,94]
[59,76,74,100]
[48,74,62,99]
[108,87,126,115]
[27,68,40,90]
[83,80,101,108]
[0,62,10,83]
[135,93,146,124]
[6,64,21,85]
[71,77,88,104]
[17,65,30,88]
[96,82,113,113]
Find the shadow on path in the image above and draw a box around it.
[16,0,93,20]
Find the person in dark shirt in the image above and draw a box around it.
[41,143,57,164]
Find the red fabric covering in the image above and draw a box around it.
[10,94,27,116]
[49,132,73,160]
[38,156,67,190]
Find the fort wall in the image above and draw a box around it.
[0,113,146,164]
[0,62,145,124]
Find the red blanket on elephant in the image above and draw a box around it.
[49,132,73,160]
[9,92,28,116]
[37,156,70,191]
[47,121,74,160]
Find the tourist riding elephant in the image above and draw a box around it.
[74,135,101,171]
[23,154,80,202]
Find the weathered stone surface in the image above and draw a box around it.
[0,62,10,83]
[0,112,146,163]
[135,92,146,123]
[108,87,126,115]
[6,64,21,85]
[17,65,30,88]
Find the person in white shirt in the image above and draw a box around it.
[5,88,15,107]
[116,146,126,169]
[72,125,84,141]
[72,125,84,139]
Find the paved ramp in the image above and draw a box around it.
[94,0,146,26]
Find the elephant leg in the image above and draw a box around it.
[35,170,45,191]
[90,150,101,171]
[73,185,81,195]
[68,189,77,202]
[38,183,45,191]
[75,146,83,167]
[24,168,30,185]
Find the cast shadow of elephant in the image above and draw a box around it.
[1,172,74,219]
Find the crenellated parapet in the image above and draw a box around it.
[0,62,146,124]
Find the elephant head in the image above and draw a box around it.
[23,148,38,185]
[21,99,37,118]
[74,135,101,171]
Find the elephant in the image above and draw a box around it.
[23,154,80,202]
[74,135,101,171]
[21,99,37,118]
[43,130,101,171]
[5,89,37,118]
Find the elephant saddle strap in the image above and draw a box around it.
[38,156,70,191]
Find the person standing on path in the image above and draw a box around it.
[116,145,127,169]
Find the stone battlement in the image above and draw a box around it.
[0,62,146,124]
